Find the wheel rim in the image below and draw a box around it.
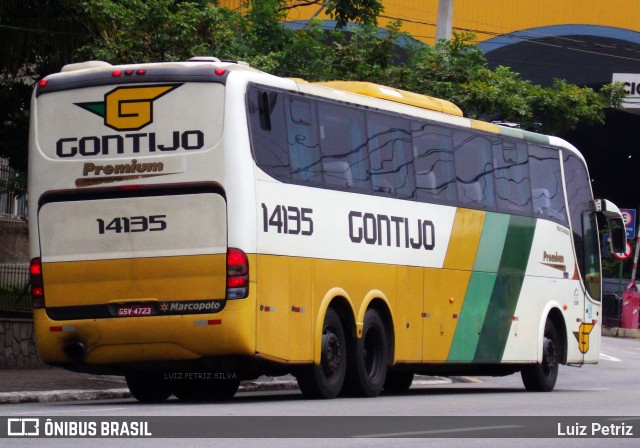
[541,335,558,377]
[321,328,342,380]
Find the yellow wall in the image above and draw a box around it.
[220,0,640,46]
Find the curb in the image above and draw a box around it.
[602,327,640,339]
[0,376,455,404]
[0,380,298,404]
[0,389,131,405]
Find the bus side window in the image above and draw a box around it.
[286,96,322,184]
[317,101,370,193]
[247,86,289,181]
[528,144,567,223]
[453,131,496,210]
[494,139,532,215]
[412,121,456,205]
[366,112,415,198]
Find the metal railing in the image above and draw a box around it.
[0,264,31,316]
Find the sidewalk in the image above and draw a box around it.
[601,326,640,339]
[0,368,453,404]
[0,369,304,404]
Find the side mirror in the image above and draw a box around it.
[607,216,627,254]
[594,199,627,254]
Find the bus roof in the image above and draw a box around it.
[312,81,464,117]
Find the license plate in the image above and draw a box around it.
[116,304,153,317]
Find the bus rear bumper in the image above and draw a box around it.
[33,297,256,368]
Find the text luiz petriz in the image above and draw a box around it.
[558,422,633,437]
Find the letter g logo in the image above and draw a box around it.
[76,84,182,131]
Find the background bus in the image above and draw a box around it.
[28,57,626,401]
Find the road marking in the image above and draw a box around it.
[353,425,523,437]
[600,352,622,362]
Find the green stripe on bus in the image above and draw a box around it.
[473,215,536,362]
[447,271,497,361]
[496,126,524,140]
[521,130,550,145]
[448,213,509,361]
[472,213,510,273]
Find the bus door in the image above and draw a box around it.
[564,153,601,362]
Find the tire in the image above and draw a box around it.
[521,319,560,392]
[344,308,388,397]
[383,371,414,394]
[125,373,172,403]
[174,376,240,402]
[296,307,347,399]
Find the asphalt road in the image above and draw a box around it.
[1,336,639,448]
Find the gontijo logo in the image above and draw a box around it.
[57,83,205,159]
[76,84,181,131]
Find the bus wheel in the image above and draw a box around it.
[344,308,388,397]
[521,320,559,392]
[296,307,346,399]
[174,377,240,402]
[125,373,172,403]
[383,371,414,394]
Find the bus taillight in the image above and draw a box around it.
[226,248,249,299]
[30,257,45,309]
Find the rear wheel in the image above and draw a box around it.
[125,373,172,403]
[296,308,346,399]
[344,308,388,397]
[521,319,560,392]
[383,371,414,394]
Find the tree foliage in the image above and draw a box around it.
[75,0,250,63]
[0,0,627,179]
[0,0,83,176]
[280,0,383,29]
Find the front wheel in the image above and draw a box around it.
[344,308,388,397]
[521,319,560,392]
[296,307,347,399]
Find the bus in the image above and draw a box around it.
[28,57,626,402]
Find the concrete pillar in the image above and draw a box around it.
[435,0,454,42]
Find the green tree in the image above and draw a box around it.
[0,1,628,175]
[288,30,625,135]
[0,0,83,188]
[75,0,249,63]
[280,0,383,29]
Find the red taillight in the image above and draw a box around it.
[125,69,134,76]
[215,68,226,76]
[112,70,122,77]
[29,258,42,276]
[227,248,247,274]
[30,257,45,309]
[227,276,247,288]
[38,79,48,87]
[226,248,249,299]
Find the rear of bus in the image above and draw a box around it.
[28,59,258,384]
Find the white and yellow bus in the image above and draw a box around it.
[28,57,626,402]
